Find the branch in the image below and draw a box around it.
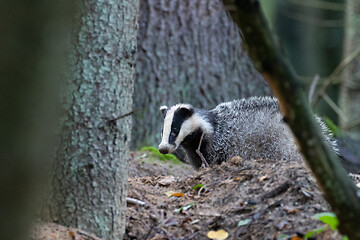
[222,0,360,238]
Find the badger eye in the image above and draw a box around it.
[171,128,179,136]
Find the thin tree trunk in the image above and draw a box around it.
[42,1,139,239]
[222,0,360,238]
[339,0,360,140]
[0,1,72,240]
[132,0,270,148]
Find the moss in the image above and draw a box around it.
[140,146,183,164]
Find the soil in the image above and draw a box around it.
[32,150,359,240]
[125,152,355,240]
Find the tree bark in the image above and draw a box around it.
[132,0,270,148]
[0,1,72,240]
[42,1,139,239]
[339,0,360,140]
[222,0,360,238]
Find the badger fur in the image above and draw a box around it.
[158,96,338,169]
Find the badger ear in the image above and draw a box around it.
[178,106,194,118]
[159,105,168,117]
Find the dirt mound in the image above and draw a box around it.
[125,156,346,240]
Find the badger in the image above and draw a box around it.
[158,96,338,168]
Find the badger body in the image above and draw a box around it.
[158,96,337,168]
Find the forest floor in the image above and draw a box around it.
[32,149,359,240]
[124,150,358,240]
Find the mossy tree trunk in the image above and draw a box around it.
[0,1,72,240]
[42,1,139,239]
[339,0,360,140]
[222,0,360,238]
[132,0,270,148]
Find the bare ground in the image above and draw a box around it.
[32,150,359,240]
[125,152,353,240]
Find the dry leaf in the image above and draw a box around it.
[171,192,185,197]
[283,205,300,214]
[165,191,176,197]
[276,220,289,230]
[258,175,269,182]
[158,176,175,186]
[207,229,228,240]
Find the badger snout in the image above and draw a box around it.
[158,147,170,154]
[158,143,175,154]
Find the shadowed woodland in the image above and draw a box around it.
[1,0,360,239]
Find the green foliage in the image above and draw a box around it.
[237,218,251,227]
[192,184,204,190]
[174,202,195,213]
[304,226,327,239]
[312,212,339,230]
[304,212,348,240]
[323,117,341,137]
[140,146,183,164]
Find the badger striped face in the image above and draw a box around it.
[158,104,213,154]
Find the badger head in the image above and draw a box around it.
[158,104,213,154]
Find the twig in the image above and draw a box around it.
[110,110,134,122]
[195,132,209,168]
[260,181,291,200]
[322,93,347,121]
[126,197,147,206]
[308,74,320,103]
[313,47,360,105]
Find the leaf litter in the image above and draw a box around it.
[125,152,360,240]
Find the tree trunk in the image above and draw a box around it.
[42,1,139,239]
[339,0,360,140]
[132,0,270,148]
[0,1,72,240]
[222,1,360,238]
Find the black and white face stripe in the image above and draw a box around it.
[158,104,214,154]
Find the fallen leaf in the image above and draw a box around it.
[300,188,313,198]
[233,177,241,181]
[191,219,200,224]
[276,220,289,230]
[290,236,303,240]
[171,192,184,197]
[283,205,300,214]
[192,184,204,190]
[237,218,251,227]
[165,191,176,197]
[164,217,178,226]
[174,202,194,213]
[258,175,269,182]
[158,176,175,186]
[197,206,221,217]
[207,229,228,240]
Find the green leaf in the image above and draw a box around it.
[192,184,204,190]
[323,117,341,137]
[312,212,339,230]
[183,202,195,211]
[304,226,327,239]
[174,202,194,213]
[342,236,349,240]
[237,218,251,227]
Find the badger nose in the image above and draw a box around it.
[158,146,169,154]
